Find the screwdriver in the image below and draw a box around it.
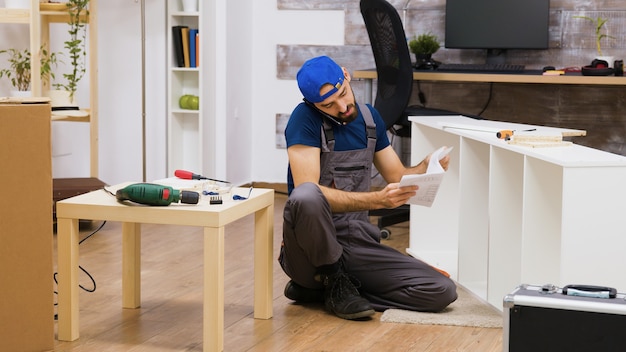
[174,169,229,184]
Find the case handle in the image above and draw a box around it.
[562,284,617,299]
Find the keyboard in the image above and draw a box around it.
[436,63,526,73]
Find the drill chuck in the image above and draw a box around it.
[178,190,200,204]
[116,183,199,206]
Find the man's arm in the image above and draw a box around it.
[373,145,449,183]
[373,146,425,183]
[288,144,415,213]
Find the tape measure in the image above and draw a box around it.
[496,130,514,139]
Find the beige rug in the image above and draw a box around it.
[380,285,503,328]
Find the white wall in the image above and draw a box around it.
[0,1,345,185]
[97,0,166,185]
[249,5,345,184]
[225,0,252,186]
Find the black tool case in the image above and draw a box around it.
[503,284,626,352]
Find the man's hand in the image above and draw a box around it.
[438,154,450,171]
[378,183,418,209]
[408,148,451,175]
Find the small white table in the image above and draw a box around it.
[56,183,275,352]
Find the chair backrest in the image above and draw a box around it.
[360,0,414,130]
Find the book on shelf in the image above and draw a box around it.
[195,30,199,67]
[189,29,198,68]
[181,26,190,68]
[171,25,187,67]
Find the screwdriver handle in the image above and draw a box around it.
[174,169,229,184]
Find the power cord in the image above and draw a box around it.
[53,220,107,320]
[416,81,427,107]
[102,186,115,197]
[477,82,494,116]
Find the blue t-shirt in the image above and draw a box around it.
[285,102,390,194]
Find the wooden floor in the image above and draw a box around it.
[52,192,503,351]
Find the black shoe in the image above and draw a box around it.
[284,280,325,303]
[323,271,375,320]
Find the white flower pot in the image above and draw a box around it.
[47,89,88,118]
[10,90,31,98]
[181,0,197,12]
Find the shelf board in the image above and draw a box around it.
[171,11,199,16]
[39,3,67,11]
[51,110,90,123]
[172,108,200,114]
[0,4,89,24]
[0,8,30,23]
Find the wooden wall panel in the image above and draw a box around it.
[276,0,626,155]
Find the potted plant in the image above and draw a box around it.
[0,47,58,97]
[408,32,441,70]
[51,0,89,103]
[574,15,615,64]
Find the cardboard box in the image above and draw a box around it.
[0,102,54,351]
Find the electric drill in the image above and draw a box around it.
[115,183,199,206]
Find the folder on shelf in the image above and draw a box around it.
[172,25,187,67]
[189,29,198,68]
[181,27,190,68]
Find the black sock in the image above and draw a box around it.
[317,261,341,276]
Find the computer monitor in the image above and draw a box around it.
[445,0,550,64]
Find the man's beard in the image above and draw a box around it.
[335,103,358,124]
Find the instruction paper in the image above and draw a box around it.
[399,146,451,207]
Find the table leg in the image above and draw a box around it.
[254,204,274,319]
[122,222,141,308]
[204,226,225,352]
[57,218,80,341]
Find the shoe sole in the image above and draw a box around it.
[284,281,325,303]
[335,308,375,320]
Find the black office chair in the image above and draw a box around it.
[360,0,457,238]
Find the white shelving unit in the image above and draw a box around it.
[166,0,228,181]
[407,115,626,310]
[166,1,202,175]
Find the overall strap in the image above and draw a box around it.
[358,103,377,141]
[321,119,335,153]
[358,103,377,151]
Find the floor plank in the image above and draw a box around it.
[52,193,503,351]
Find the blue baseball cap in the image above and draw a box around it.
[296,56,345,103]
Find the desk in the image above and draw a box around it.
[353,69,626,103]
[407,115,626,310]
[56,184,275,352]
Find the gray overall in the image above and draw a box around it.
[280,103,457,312]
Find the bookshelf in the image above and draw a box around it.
[166,1,202,175]
[0,0,99,177]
